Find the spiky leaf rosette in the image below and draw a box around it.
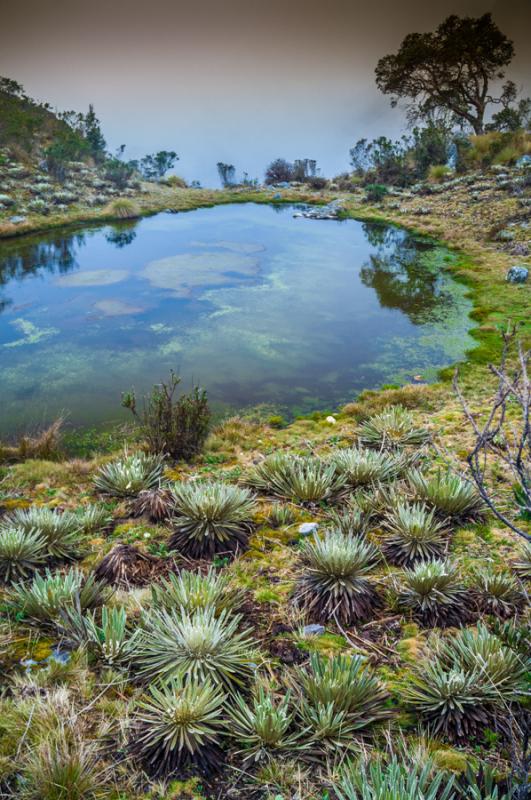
[130,677,226,776]
[245,453,341,504]
[330,447,406,493]
[327,507,371,537]
[396,560,468,627]
[59,605,137,665]
[472,570,525,619]
[337,755,455,800]
[409,469,483,520]
[293,654,389,752]
[134,607,257,691]
[228,687,306,763]
[8,568,110,623]
[404,661,494,741]
[357,404,430,450]
[151,568,242,615]
[382,501,447,565]
[168,481,257,558]
[94,452,164,497]
[0,528,47,582]
[294,531,380,624]
[131,486,174,522]
[1,507,82,560]
[75,504,113,534]
[514,542,531,580]
[439,624,529,699]
[267,502,296,528]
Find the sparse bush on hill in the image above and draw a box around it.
[122,371,210,461]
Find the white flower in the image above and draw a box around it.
[325,415,337,424]
[143,532,151,539]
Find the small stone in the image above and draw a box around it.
[506,266,528,284]
[325,415,337,424]
[298,522,319,536]
[9,215,27,225]
[302,624,326,636]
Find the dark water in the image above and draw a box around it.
[0,203,473,433]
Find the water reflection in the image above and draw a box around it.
[359,223,452,325]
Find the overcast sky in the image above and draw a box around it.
[1,0,530,186]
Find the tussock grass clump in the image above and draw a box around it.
[130,677,226,776]
[0,418,64,463]
[330,447,405,492]
[105,198,140,218]
[0,528,46,582]
[168,481,257,558]
[336,756,455,800]
[357,405,430,449]
[151,568,242,615]
[8,568,110,623]
[134,607,257,691]
[20,733,108,800]
[472,570,525,618]
[2,507,83,560]
[396,560,468,627]
[245,453,340,504]
[228,687,305,763]
[409,470,483,520]
[382,501,448,565]
[294,654,389,752]
[94,452,164,497]
[294,531,380,624]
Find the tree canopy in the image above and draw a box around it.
[375,13,516,134]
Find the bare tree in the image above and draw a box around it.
[453,327,530,542]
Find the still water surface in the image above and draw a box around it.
[0,203,473,433]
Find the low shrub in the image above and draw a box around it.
[94,452,164,497]
[364,184,389,203]
[122,371,210,461]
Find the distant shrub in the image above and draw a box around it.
[428,164,453,183]
[122,371,210,461]
[306,176,328,190]
[265,158,294,184]
[364,184,389,203]
[162,174,187,188]
[105,198,140,219]
[457,131,531,170]
[104,157,136,190]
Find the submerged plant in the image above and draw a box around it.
[409,469,483,519]
[472,570,525,618]
[150,568,242,615]
[0,528,46,582]
[245,453,340,504]
[382,501,448,565]
[336,755,454,800]
[294,654,389,751]
[396,560,468,627]
[294,531,380,624]
[130,677,226,776]
[134,607,257,691]
[228,687,305,763]
[8,568,110,623]
[2,507,82,560]
[168,481,256,558]
[357,405,430,450]
[94,452,164,497]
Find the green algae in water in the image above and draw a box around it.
[0,204,473,432]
